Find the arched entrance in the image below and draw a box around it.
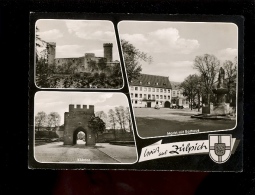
[164,101,170,108]
[73,127,87,145]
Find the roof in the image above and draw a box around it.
[130,73,172,89]
[170,81,181,90]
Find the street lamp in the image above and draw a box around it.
[197,83,201,112]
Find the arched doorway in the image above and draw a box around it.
[73,127,87,145]
[164,101,170,108]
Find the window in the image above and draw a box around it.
[148,88,151,92]
[139,81,142,84]
[164,89,166,93]
[140,87,142,91]
[152,95,155,99]
[156,82,159,85]
[148,95,151,99]
[131,93,133,98]
[160,95,163,99]
[156,88,159,92]
[130,87,134,91]
[173,91,176,96]
[144,94,147,98]
[135,87,138,91]
[168,89,171,93]
[164,95,166,99]
[135,94,138,98]
[148,81,150,85]
[144,88,147,91]
[160,89,163,93]
[168,96,170,99]
[135,100,137,104]
[152,88,155,92]
[139,94,142,98]
[156,95,159,99]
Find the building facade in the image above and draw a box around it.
[129,74,172,108]
[171,82,189,108]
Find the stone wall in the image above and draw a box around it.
[97,132,134,143]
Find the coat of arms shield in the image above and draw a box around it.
[209,134,232,164]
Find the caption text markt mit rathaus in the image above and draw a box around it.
[167,129,200,135]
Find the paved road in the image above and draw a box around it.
[133,108,236,138]
[34,141,137,164]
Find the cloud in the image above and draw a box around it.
[65,20,115,41]
[75,30,115,41]
[56,45,84,58]
[37,29,63,41]
[217,48,237,62]
[141,60,197,82]
[120,28,199,54]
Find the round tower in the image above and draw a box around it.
[47,42,56,65]
[103,43,113,62]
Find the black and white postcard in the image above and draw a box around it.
[29,13,243,171]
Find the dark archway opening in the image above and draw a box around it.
[73,127,87,145]
[164,101,170,108]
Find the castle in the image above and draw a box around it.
[45,42,119,74]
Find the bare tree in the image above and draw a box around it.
[125,107,132,133]
[121,39,152,82]
[115,106,126,133]
[223,57,237,104]
[35,111,47,132]
[181,74,200,110]
[108,109,117,130]
[108,109,117,139]
[193,54,220,110]
[47,112,61,131]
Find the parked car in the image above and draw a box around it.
[154,104,160,109]
[170,104,177,109]
[177,105,184,109]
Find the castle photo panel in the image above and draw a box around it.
[35,19,123,89]
[118,21,238,138]
[32,91,137,164]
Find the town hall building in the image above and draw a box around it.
[129,74,172,108]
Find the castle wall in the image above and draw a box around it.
[47,42,116,75]
[55,57,85,73]
[64,104,96,146]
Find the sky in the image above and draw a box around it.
[34,92,130,125]
[36,19,120,61]
[118,21,238,82]
[35,20,238,83]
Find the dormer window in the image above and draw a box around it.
[156,82,159,85]
[148,81,150,84]
[139,81,142,84]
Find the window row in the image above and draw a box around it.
[130,93,171,100]
[132,100,164,105]
[130,86,171,93]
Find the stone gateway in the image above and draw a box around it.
[63,104,96,146]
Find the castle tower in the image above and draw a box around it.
[64,104,95,146]
[47,42,56,65]
[103,43,113,62]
